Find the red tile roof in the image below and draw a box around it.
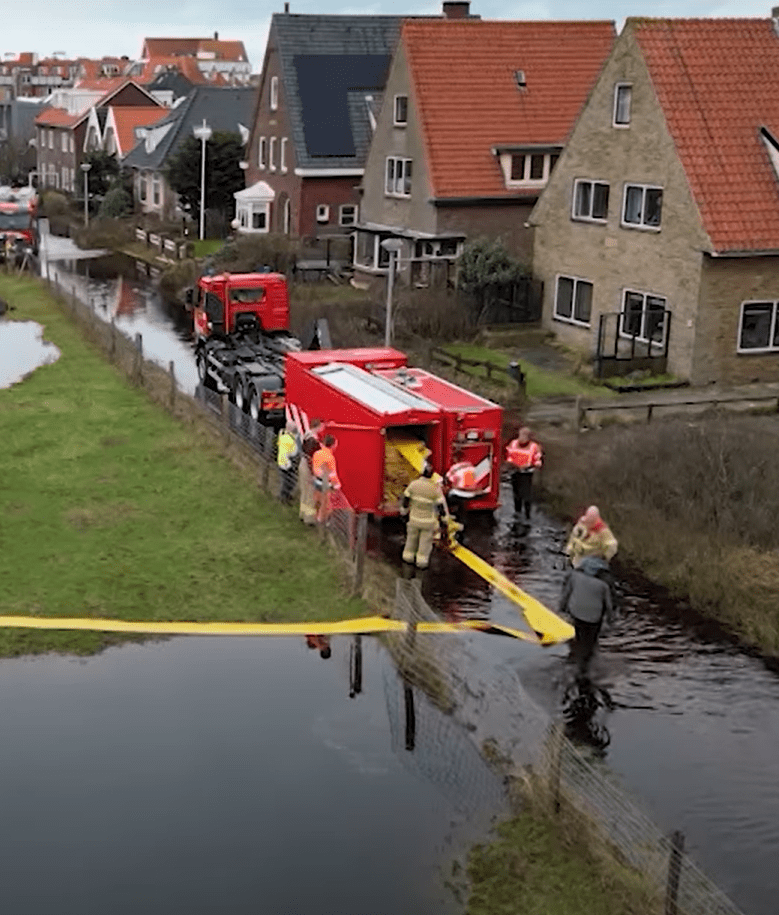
[74,75,127,93]
[142,37,248,62]
[633,17,779,254]
[110,106,168,156]
[132,55,208,85]
[403,19,615,199]
[35,107,80,127]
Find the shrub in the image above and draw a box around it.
[212,233,299,275]
[98,187,133,219]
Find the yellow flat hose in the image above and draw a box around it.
[0,614,539,642]
[448,544,575,645]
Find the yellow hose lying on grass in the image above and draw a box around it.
[0,615,546,643]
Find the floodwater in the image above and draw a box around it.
[0,319,61,388]
[0,636,505,915]
[37,253,778,914]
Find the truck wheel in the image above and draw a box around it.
[232,378,247,412]
[248,386,261,422]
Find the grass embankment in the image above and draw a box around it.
[465,808,655,915]
[0,275,365,657]
[541,416,779,656]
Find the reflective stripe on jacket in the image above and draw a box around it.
[506,439,542,470]
[565,520,618,566]
[446,462,478,492]
[403,476,446,530]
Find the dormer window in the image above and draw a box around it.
[514,69,526,89]
[497,147,559,188]
[393,94,408,126]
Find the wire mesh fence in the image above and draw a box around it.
[44,272,746,915]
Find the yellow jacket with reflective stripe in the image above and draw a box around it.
[277,430,298,470]
[403,476,446,530]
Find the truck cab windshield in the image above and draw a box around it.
[230,287,265,303]
[0,213,29,230]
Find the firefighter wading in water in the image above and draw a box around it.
[505,426,543,519]
[400,462,448,569]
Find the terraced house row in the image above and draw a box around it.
[26,5,779,385]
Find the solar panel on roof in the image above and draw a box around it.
[294,54,390,157]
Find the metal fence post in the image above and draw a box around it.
[665,830,685,915]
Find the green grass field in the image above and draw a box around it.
[0,275,365,656]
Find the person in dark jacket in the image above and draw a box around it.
[559,555,613,674]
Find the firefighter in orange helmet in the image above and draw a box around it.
[505,426,543,519]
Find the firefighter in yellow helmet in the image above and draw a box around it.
[400,461,447,570]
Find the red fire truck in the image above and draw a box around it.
[0,187,38,262]
[285,348,502,515]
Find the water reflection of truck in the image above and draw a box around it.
[0,187,38,264]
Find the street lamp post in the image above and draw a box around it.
[380,238,404,347]
[80,162,91,226]
[192,119,213,241]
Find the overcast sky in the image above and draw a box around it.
[4,0,774,72]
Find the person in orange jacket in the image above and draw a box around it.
[312,433,341,524]
[505,426,543,519]
[444,458,483,529]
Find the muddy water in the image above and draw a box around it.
[45,255,776,913]
[401,485,778,915]
[0,636,505,915]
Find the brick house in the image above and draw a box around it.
[531,16,779,385]
[353,12,615,286]
[35,79,160,193]
[241,12,404,239]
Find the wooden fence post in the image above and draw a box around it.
[353,512,368,594]
[647,403,654,423]
[665,830,685,915]
[168,361,176,410]
[549,722,564,814]
[134,333,143,384]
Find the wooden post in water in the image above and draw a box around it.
[664,830,685,915]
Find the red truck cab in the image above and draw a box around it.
[0,187,38,256]
[191,271,290,341]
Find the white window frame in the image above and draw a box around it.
[69,135,74,154]
[48,129,53,150]
[283,198,291,235]
[61,165,68,190]
[622,183,663,231]
[553,274,593,328]
[339,204,357,226]
[613,83,632,127]
[270,75,279,111]
[385,156,412,198]
[737,300,779,353]
[236,201,270,234]
[572,179,610,223]
[280,137,288,173]
[505,151,558,188]
[258,136,267,169]
[316,204,330,224]
[61,131,67,152]
[393,94,408,126]
[152,174,161,207]
[269,137,277,172]
[620,289,668,347]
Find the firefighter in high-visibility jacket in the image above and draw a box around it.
[400,462,447,569]
[505,426,543,519]
[444,459,481,529]
[311,434,341,524]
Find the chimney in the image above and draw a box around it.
[214,31,219,40]
[773,7,779,36]
[442,1,470,18]
[284,1,290,10]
